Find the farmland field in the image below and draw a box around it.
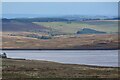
[33,20,118,34]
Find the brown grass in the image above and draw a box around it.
[2,32,119,49]
[2,58,119,79]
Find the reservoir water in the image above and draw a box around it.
[2,50,118,67]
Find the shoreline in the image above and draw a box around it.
[5,58,119,68]
[1,50,118,68]
[2,58,119,79]
[1,49,119,50]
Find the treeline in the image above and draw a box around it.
[26,34,52,39]
[2,18,69,22]
[2,17,119,23]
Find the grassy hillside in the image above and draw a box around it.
[33,21,118,34]
[2,18,118,34]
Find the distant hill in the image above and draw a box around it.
[2,18,46,32]
[2,18,117,33]
[2,18,70,32]
[2,18,69,23]
[61,15,118,21]
[77,28,106,34]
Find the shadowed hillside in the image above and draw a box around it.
[2,19,46,32]
[77,28,106,34]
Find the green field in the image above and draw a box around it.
[33,21,118,34]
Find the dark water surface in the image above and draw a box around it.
[2,50,118,67]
